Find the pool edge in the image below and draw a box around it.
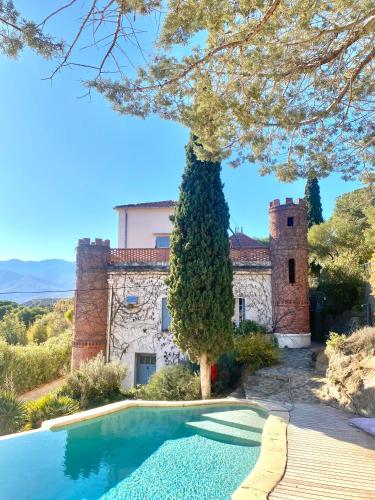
[231,401,289,500]
[40,397,269,430]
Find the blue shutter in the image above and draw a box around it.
[162,297,171,331]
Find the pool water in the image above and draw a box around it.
[0,404,267,500]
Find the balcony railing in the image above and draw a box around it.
[109,247,270,265]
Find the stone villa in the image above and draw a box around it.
[72,198,310,389]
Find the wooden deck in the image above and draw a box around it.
[270,403,375,500]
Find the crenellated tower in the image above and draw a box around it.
[72,238,110,368]
[269,198,310,347]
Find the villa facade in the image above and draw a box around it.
[72,198,310,389]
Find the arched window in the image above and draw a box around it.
[288,258,296,284]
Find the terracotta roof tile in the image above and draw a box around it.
[229,232,267,249]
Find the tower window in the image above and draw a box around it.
[288,258,296,284]
[287,216,294,227]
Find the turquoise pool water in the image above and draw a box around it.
[0,403,266,500]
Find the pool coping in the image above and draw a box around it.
[1,398,289,498]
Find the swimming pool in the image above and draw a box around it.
[0,402,267,499]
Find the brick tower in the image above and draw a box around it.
[269,198,310,347]
[72,238,110,368]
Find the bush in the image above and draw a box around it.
[0,331,72,394]
[0,312,27,345]
[28,316,49,344]
[234,333,279,371]
[326,327,375,355]
[0,390,26,436]
[59,353,127,409]
[142,364,201,401]
[213,351,243,395]
[318,266,365,314]
[25,393,79,429]
[326,332,347,351]
[234,320,268,336]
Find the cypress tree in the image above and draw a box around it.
[305,176,323,228]
[166,135,234,399]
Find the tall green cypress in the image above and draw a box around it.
[166,135,234,399]
[305,176,323,228]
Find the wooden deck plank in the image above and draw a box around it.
[269,403,375,500]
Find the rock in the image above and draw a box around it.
[314,349,329,374]
[324,343,375,417]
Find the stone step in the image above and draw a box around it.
[202,409,265,432]
[185,419,262,446]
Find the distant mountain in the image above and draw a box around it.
[0,259,75,303]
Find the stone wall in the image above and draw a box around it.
[232,269,273,329]
[108,266,273,389]
[107,268,181,389]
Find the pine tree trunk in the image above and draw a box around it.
[200,352,211,399]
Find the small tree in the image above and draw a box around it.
[167,136,234,399]
[0,312,27,345]
[305,176,323,228]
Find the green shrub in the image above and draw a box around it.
[318,267,365,314]
[234,333,279,371]
[0,331,72,394]
[58,353,127,409]
[0,312,27,345]
[234,319,268,336]
[142,364,201,401]
[326,332,347,351]
[213,351,243,394]
[0,390,26,436]
[25,393,79,429]
[27,316,49,344]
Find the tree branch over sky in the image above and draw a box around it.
[1,0,374,181]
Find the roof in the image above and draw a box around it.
[114,200,176,210]
[229,232,267,249]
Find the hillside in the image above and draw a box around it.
[0,259,75,303]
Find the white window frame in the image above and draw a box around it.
[235,297,246,326]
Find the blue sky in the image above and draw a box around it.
[0,3,360,262]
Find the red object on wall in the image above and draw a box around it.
[211,363,217,384]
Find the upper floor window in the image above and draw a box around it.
[155,235,170,248]
[287,216,294,227]
[288,258,296,284]
[162,297,171,331]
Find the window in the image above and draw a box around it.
[287,216,294,227]
[155,236,170,248]
[239,298,246,323]
[162,297,171,331]
[288,258,296,284]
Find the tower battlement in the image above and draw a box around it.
[269,197,306,209]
